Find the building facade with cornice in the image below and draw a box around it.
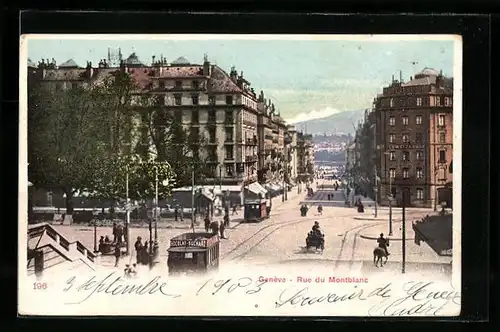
[28,51,305,207]
[374,68,453,208]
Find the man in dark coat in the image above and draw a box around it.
[134,236,143,264]
[114,245,121,267]
[377,233,390,256]
[112,222,118,242]
[219,220,226,239]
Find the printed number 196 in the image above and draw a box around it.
[33,282,47,290]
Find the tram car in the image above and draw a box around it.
[243,199,268,223]
[167,232,220,275]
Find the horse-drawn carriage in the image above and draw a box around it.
[305,231,325,252]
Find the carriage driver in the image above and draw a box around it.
[377,233,390,256]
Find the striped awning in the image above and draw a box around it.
[245,182,267,195]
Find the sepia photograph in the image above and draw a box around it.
[19,34,462,316]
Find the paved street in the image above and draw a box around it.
[53,179,450,277]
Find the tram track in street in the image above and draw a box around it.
[227,209,373,263]
[224,181,430,268]
[221,212,336,261]
[222,181,332,259]
[224,181,348,262]
[346,211,429,270]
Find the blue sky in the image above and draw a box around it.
[27,36,456,123]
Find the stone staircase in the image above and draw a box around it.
[27,222,97,276]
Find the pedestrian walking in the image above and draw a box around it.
[112,222,118,243]
[174,206,178,221]
[114,245,121,267]
[134,236,143,264]
[116,223,123,244]
[179,206,184,221]
[204,214,210,232]
[232,204,238,216]
[219,220,226,239]
[210,220,219,235]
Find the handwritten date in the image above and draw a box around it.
[196,277,266,296]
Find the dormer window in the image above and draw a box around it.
[226,96,233,105]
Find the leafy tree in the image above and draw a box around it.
[28,83,110,214]
[88,154,176,205]
[138,95,211,187]
[91,70,135,155]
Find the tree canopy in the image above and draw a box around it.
[28,70,209,213]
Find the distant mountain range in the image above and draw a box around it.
[294,109,366,135]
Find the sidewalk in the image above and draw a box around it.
[272,185,308,213]
[358,219,415,240]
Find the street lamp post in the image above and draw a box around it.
[384,151,394,236]
[154,166,159,241]
[373,167,378,218]
[219,164,223,190]
[154,166,170,242]
[92,209,98,253]
[125,166,131,255]
[401,190,407,274]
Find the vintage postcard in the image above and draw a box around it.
[19,34,462,316]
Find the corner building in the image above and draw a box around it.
[29,54,264,190]
[374,68,453,208]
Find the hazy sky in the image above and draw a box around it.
[27,36,456,123]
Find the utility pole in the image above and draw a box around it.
[191,170,195,233]
[125,167,131,255]
[219,164,222,190]
[373,166,378,218]
[401,190,407,274]
[154,166,159,241]
[388,170,393,235]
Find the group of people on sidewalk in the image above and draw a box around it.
[132,236,159,266]
[204,211,230,239]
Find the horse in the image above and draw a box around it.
[373,247,389,267]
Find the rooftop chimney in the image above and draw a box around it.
[203,54,211,77]
[230,66,237,82]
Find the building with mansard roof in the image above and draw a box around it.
[28,52,304,203]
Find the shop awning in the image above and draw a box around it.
[245,182,267,196]
[412,214,453,256]
[213,185,243,195]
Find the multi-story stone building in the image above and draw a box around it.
[29,52,306,207]
[286,124,298,182]
[296,132,315,183]
[374,68,453,208]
